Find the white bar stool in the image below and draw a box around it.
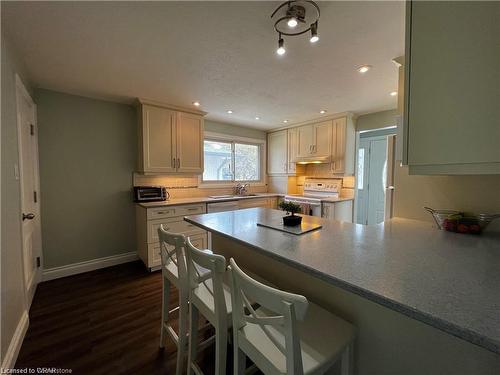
[157,225,190,375]
[185,237,233,375]
[228,258,356,375]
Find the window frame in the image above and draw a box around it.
[199,132,266,188]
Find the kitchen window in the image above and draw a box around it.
[201,133,265,185]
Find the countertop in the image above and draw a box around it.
[184,208,500,354]
[137,193,353,208]
[137,193,282,208]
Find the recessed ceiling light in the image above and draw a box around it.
[283,120,289,123]
[255,116,260,120]
[390,91,398,97]
[357,65,372,73]
[227,110,233,114]
[320,110,327,114]
[192,101,200,106]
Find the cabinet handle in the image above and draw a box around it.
[177,158,180,168]
[172,157,176,168]
[187,208,199,211]
[157,211,170,215]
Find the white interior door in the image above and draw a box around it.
[356,135,388,225]
[16,75,42,306]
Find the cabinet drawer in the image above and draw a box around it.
[147,203,206,220]
[148,217,204,243]
[238,198,271,209]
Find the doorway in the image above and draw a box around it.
[16,75,42,306]
[356,128,396,225]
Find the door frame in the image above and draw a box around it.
[354,126,397,225]
[15,74,43,307]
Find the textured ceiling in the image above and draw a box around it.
[2,1,405,130]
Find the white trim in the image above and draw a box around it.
[268,111,355,133]
[1,310,29,371]
[15,73,42,308]
[42,252,139,281]
[204,131,266,145]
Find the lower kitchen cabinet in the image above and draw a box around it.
[321,200,353,223]
[136,203,207,270]
[238,197,278,209]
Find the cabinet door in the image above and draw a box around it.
[321,203,335,219]
[176,112,204,173]
[406,1,500,173]
[141,105,176,173]
[332,117,346,173]
[334,201,353,223]
[287,128,298,173]
[188,233,208,251]
[267,130,288,174]
[297,125,314,158]
[312,121,333,157]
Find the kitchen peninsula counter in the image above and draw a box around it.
[185,208,500,369]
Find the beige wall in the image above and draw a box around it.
[35,89,137,268]
[356,109,398,132]
[394,166,500,228]
[205,120,266,140]
[0,35,31,364]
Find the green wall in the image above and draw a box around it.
[36,89,137,268]
[205,120,266,140]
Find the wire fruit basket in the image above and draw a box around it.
[424,207,500,235]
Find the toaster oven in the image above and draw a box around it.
[133,186,169,202]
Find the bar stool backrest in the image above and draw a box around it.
[228,258,309,375]
[157,224,188,286]
[185,237,227,319]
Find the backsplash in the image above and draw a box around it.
[133,173,267,199]
[267,163,355,198]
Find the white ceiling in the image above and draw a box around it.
[2,1,405,130]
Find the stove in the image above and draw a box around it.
[284,178,342,216]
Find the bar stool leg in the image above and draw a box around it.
[159,276,170,348]
[176,295,189,375]
[233,345,246,375]
[215,323,228,375]
[340,342,353,375]
[187,304,199,375]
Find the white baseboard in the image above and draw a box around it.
[1,310,29,371]
[42,251,138,281]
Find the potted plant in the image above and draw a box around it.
[278,201,303,226]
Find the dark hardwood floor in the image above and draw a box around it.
[16,261,217,375]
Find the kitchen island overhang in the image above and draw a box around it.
[184,208,500,365]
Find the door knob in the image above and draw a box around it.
[22,213,35,221]
[386,186,395,190]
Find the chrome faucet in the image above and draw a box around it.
[234,183,250,196]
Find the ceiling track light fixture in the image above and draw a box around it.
[271,0,320,54]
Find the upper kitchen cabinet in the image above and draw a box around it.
[137,99,206,174]
[331,115,355,175]
[267,129,303,176]
[296,120,332,162]
[267,130,288,175]
[403,1,500,174]
[176,111,204,173]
